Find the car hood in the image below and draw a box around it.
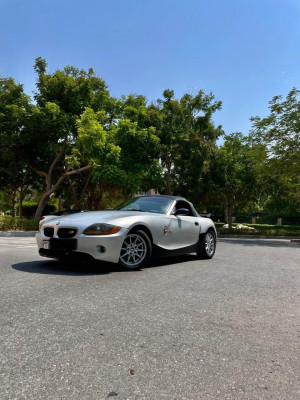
[43,210,164,228]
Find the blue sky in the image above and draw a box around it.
[0,0,299,136]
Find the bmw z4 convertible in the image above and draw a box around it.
[36,195,217,269]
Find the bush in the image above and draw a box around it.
[222,215,300,226]
[234,215,252,224]
[17,203,56,218]
[215,222,300,236]
[0,216,39,231]
[255,215,279,225]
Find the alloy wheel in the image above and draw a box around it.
[120,233,147,268]
[205,232,215,256]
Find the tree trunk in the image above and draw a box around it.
[228,204,234,229]
[58,196,62,212]
[77,170,92,208]
[67,176,78,208]
[87,184,94,210]
[19,188,24,218]
[166,155,172,195]
[224,204,229,224]
[35,193,51,220]
[95,188,103,210]
[34,165,91,220]
[12,189,17,218]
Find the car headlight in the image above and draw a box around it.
[83,223,121,235]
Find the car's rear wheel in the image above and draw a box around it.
[196,230,216,259]
[119,230,152,269]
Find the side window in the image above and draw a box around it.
[174,200,194,216]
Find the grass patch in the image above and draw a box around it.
[0,216,39,231]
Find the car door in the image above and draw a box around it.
[163,200,200,249]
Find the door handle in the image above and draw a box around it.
[195,222,199,226]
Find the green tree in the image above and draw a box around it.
[31,58,116,218]
[113,119,161,194]
[0,77,37,216]
[70,107,123,209]
[250,88,300,214]
[210,133,263,228]
[153,89,223,195]
[66,109,161,209]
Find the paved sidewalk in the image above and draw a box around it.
[0,231,37,237]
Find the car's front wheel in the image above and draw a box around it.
[196,230,216,259]
[119,230,152,269]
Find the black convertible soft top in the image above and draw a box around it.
[137,194,187,201]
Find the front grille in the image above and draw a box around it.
[50,238,77,250]
[57,228,77,238]
[44,227,54,237]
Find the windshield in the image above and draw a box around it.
[115,197,174,214]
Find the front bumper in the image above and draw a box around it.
[36,227,128,264]
[39,248,95,261]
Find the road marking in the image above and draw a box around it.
[0,245,36,247]
[0,245,37,248]
[0,242,36,245]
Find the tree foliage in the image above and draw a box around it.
[209,133,264,227]
[0,77,38,215]
[0,59,299,221]
[152,89,223,196]
[250,88,300,215]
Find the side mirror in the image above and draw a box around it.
[175,208,190,216]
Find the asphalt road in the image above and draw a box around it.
[0,237,299,400]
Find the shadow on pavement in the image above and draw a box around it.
[218,238,297,248]
[151,253,199,267]
[11,254,201,276]
[12,260,113,276]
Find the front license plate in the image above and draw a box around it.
[43,241,49,249]
[50,238,77,250]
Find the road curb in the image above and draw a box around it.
[0,231,37,237]
[218,234,299,240]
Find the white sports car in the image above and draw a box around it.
[36,196,217,269]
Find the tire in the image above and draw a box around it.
[196,230,216,259]
[119,229,152,269]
